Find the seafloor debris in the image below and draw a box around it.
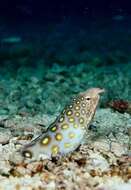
[0,107,130,190]
[108,99,131,114]
[0,144,130,190]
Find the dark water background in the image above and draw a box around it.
[0,0,131,22]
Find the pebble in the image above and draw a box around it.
[0,130,12,144]
[111,142,126,157]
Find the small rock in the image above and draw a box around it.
[0,130,12,144]
[111,142,126,157]
[87,153,109,172]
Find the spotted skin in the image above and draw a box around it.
[21,88,104,160]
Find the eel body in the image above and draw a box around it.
[21,88,104,160]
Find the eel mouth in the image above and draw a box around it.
[96,88,105,94]
[85,88,105,95]
[80,88,105,98]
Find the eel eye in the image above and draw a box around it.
[86,97,91,101]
